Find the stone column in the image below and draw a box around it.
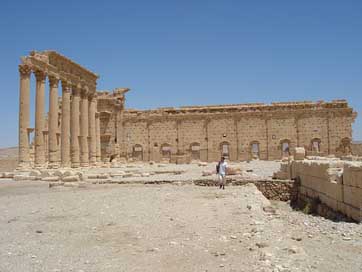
[71,85,80,168]
[88,94,97,165]
[48,76,59,168]
[95,112,101,162]
[61,81,71,167]
[34,70,47,167]
[80,88,89,167]
[18,65,32,168]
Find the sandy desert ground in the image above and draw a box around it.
[0,148,362,272]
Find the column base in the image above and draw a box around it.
[71,162,80,168]
[34,163,47,169]
[61,163,71,168]
[16,162,31,171]
[48,163,60,169]
[80,162,89,168]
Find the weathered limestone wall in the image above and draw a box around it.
[292,159,362,222]
[351,142,362,156]
[117,100,356,163]
[297,116,329,155]
[238,118,267,161]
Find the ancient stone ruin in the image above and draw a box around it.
[18,51,100,169]
[17,50,357,168]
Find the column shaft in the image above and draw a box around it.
[48,76,59,167]
[95,113,101,162]
[61,81,71,167]
[18,65,32,168]
[71,86,80,167]
[34,70,46,167]
[80,89,89,167]
[88,95,97,164]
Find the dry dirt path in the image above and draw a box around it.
[0,180,362,272]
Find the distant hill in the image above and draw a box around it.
[0,147,18,172]
[0,146,18,159]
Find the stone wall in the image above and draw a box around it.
[117,100,355,163]
[351,141,362,156]
[292,159,362,222]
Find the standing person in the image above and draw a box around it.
[216,156,228,189]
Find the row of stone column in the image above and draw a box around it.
[18,65,101,168]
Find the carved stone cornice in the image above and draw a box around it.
[20,50,99,95]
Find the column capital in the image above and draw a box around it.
[88,92,98,101]
[61,80,71,93]
[34,70,47,82]
[81,86,89,98]
[72,84,81,96]
[48,75,59,88]
[19,64,32,77]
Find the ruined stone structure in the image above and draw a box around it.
[18,51,101,169]
[351,141,362,156]
[18,51,357,168]
[292,159,362,222]
[111,100,356,163]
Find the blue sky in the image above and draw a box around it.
[0,0,361,147]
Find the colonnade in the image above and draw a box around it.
[18,64,101,169]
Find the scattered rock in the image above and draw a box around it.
[48,182,65,188]
[13,175,35,181]
[292,236,303,242]
[62,175,80,182]
[29,170,42,177]
[263,206,276,214]
[42,176,60,182]
[202,170,214,176]
[256,242,268,248]
[2,172,14,179]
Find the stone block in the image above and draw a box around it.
[321,182,344,202]
[62,170,76,178]
[343,185,362,209]
[227,167,242,175]
[63,182,78,188]
[13,175,36,181]
[41,176,60,182]
[202,170,214,176]
[29,170,42,177]
[3,172,14,179]
[319,194,338,211]
[327,168,343,184]
[87,174,109,179]
[48,182,65,188]
[110,171,126,177]
[40,170,52,178]
[344,204,361,222]
[62,175,80,182]
[293,147,305,160]
[343,163,362,188]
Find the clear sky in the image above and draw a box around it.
[0,0,361,147]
